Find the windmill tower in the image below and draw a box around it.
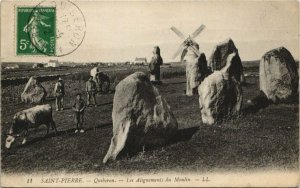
[171,25,206,96]
[171,24,205,61]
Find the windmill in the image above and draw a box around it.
[171,24,206,96]
[171,24,205,61]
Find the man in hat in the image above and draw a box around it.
[54,77,65,111]
[85,76,97,107]
[149,46,163,84]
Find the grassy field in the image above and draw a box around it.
[1,65,184,105]
[1,63,298,174]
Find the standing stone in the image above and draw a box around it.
[198,53,213,83]
[259,47,299,103]
[21,77,47,104]
[199,53,242,125]
[103,72,178,163]
[183,47,211,96]
[209,38,244,83]
[184,48,201,96]
[149,46,163,83]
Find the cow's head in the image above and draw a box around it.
[5,126,16,149]
[5,134,15,149]
[5,113,27,149]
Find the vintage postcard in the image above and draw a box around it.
[1,0,299,187]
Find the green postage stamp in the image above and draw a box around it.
[16,7,56,55]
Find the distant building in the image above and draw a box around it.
[47,60,59,67]
[132,57,147,65]
[4,64,19,69]
[32,63,44,68]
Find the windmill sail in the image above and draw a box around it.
[170,26,186,40]
[172,42,186,59]
[189,45,200,56]
[191,24,205,39]
[171,24,205,60]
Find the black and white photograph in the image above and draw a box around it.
[0,0,299,187]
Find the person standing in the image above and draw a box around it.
[149,46,163,84]
[85,76,97,107]
[54,77,65,111]
[72,93,86,133]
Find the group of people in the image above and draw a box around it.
[53,76,98,133]
[52,46,163,133]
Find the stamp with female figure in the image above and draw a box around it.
[16,7,56,55]
[16,0,86,56]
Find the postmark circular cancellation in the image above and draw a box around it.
[22,0,86,57]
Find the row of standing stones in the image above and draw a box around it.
[18,39,298,163]
[103,39,298,163]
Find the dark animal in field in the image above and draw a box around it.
[103,72,178,163]
[21,76,47,104]
[90,67,110,94]
[259,47,299,103]
[198,53,242,125]
[97,72,110,93]
[5,104,57,149]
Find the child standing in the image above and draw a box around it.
[72,93,86,133]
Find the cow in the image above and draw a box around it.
[90,67,110,94]
[5,104,57,149]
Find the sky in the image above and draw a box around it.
[1,0,299,63]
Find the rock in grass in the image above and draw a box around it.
[21,76,46,104]
[209,38,245,83]
[103,72,178,163]
[259,47,299,103]
[199,53,242,125]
